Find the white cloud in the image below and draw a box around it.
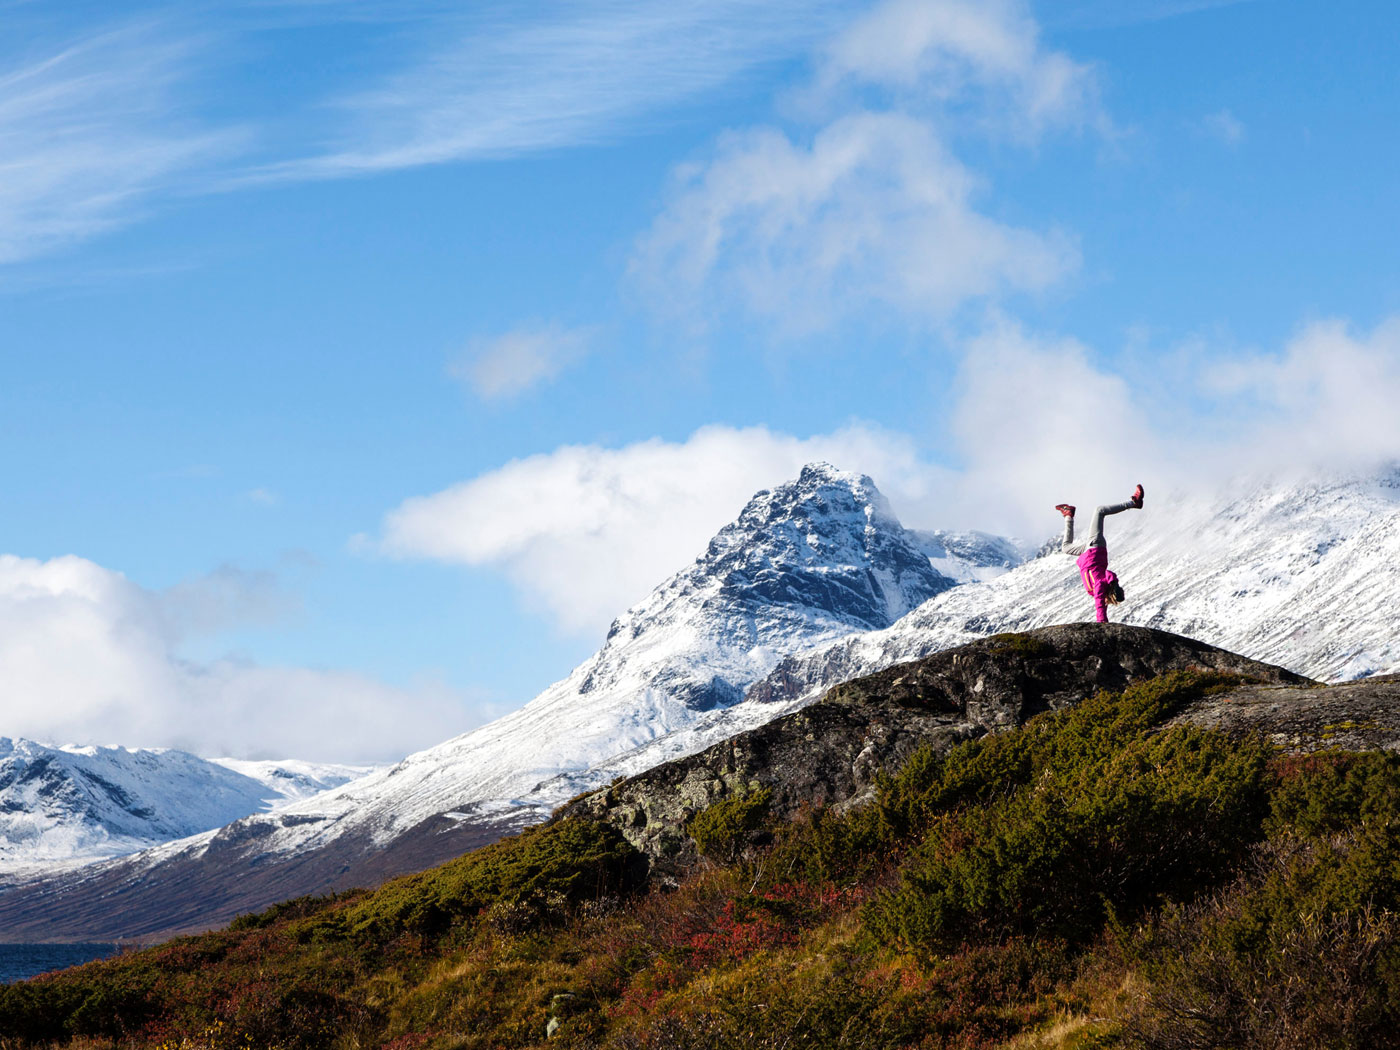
[943,315,1400,535]
[634,111,1078,332]
[1201,317,1400,471]
[0,555,478,763]
[819,0,1101,137]
[451,325,592,400]
[632,0,1096,334]
[946,320,1165,534]
[0,23,237,265]
[378,423,957,635]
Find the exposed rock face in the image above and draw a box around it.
[1170,674,1400,754]
[563,624,1312,873]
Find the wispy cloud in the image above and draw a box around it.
[0,22,241,265]
[817,0,1104,138]
[1200,107,1245,145]
[2,3,844,262]
[450,324,594,401]
[634,112,1078,333]
[254,0,850,179]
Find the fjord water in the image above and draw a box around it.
[0,943,118,983]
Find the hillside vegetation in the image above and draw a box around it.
[3,668,1400,1049]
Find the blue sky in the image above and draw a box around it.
[3,0,1399,761]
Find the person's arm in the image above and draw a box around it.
[1090,573,1109,622]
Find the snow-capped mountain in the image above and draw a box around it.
[732,468,1400,719]
[9,465,1400,946]
[262,463,1007,840]
[0,738,370,881]
[507,470,1400,801]
[910,529,1029,584]
[0,464,1022,939]
[274,469,1004,821]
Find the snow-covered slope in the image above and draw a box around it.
[194,463,1004,852]
[556,471,1400,789]
[210,758,376,807]
[0,739,368,878]
[732,468,1400,719]
[0,464,1027,938]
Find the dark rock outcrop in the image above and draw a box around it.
[1171,673,1400,753]
[562,624,1316,875]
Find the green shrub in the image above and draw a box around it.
[330,818,646,945]
[1126,846,1400,1048]
[865,672,1272,951]
[228,891,354,931]
[608,936,1068,1050]
[687,786,773,863]
[1117,749,1400,1047]
[767,801,886,886]
[1269,750,1400,840]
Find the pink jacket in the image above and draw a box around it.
[1076,546,1119,623]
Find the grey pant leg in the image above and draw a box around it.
[1061,515,1087,556]
[1064,499,1135,556]
[1086,500,1137,546]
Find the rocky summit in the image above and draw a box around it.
[563,623,1361,874]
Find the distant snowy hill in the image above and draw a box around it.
[0,463,1025,939]
[0,739,369,880]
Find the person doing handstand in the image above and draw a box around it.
[1055,485,1144,623]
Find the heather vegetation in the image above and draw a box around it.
[4,670,1400,1049]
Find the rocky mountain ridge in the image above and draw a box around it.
[563,623,1320,873]
[0,464,1017,940]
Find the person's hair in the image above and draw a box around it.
[1106,582,1125,605]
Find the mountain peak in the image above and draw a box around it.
[714,462,898,565]
[796,460,871,487]
[752,461,883,512]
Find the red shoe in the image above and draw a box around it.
[1055,503,1075,518]
[1131,484,1144,509]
